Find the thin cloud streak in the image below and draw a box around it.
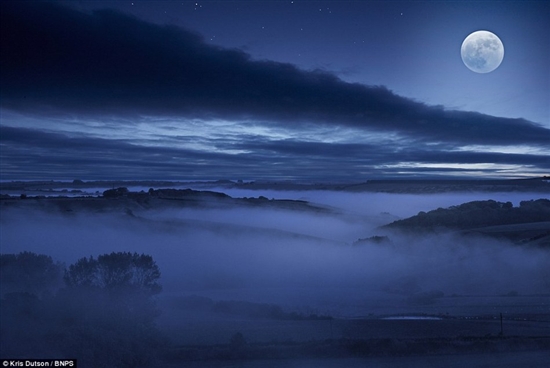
[1,125,548,180]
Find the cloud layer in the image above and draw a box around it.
[2,125,549,180]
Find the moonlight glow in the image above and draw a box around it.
[461,30,504,73]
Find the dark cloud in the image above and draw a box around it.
[2,2,549,147]
[2,125,548,180]
[0,125,256,180]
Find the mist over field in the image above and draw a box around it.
[2,188,550,366]
[186,187,550,218]
[2,190,549,311]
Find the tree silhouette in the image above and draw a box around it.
[60,252,165,366]
[64,252,161,295]
[0,251,64,297]
[1,251,165,366]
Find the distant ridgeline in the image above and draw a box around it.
[381,199,550,247]
[102,187,231,200]
[0,186,330,214]
[384,199,550,230]
[1,177,550,195]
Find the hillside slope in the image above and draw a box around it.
[381,199,550,246]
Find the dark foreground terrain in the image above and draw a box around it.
[165,350,550,368]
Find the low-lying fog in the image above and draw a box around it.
[2,190,549,317]
[195,187,549,218]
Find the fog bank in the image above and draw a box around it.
[2,191,549,318]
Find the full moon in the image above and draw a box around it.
[461,30,504,73]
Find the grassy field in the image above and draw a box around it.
[163,351,550,368]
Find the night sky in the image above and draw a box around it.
[1,1,549,181]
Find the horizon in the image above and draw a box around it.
[1,175,550,185]
[1,175,549,183]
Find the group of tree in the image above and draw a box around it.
[0,251,165,367]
